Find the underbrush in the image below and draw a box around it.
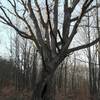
[0,85,32,100]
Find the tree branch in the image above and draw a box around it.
[45,0,60,52]
[0,0,40,49]
[27,0,45,46]
[68,0,94,47]
[68,37,100,53]
[62,0,71,45]
[20,0,28,11]
[48,0,95,71]
[0,7,32,39]
[34,0,46,28]
[85,4,100,13]
[70,16,79,22]
[71,0,80,12]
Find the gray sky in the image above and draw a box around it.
[0,24,11,58]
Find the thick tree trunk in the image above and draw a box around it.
[31,79,52,100]
[31,66,54,100]
[31,82,45,100]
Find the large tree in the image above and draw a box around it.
[0,0,100,100]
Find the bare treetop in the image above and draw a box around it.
[0,0,99,71]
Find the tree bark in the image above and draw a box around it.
[31,65,54,100]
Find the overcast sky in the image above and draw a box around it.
[0,24,11,58]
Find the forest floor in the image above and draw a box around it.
[0,85,32,100]
[0,84,97,100]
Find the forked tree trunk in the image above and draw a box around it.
[31,65,54,100]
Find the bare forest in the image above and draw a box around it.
[0,0,100,100]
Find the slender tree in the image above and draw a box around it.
[96,0,100,99]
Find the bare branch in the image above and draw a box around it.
[68,37,100,53]
[71,4,99,22]
[0,11,31,40]
[69,0,94,47]
[57,30,63,44]
[85,4,100,13]
[20,0,28,11]
[0,19,7,24]
[0,7,12,24]
[71,0,80,12]
[62,0,71,45]
[2,6,16,16]
[27,0,44,46]
[84,0,93,9]
[8,0,26,18]
[53,0,58,33]
[51,0,95,67]
[70,16,78,22]
[0,1,40,49]
[7,0,14,7]
[50,36,100,72]
[34,0,46,28]
[45,0,60,52]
